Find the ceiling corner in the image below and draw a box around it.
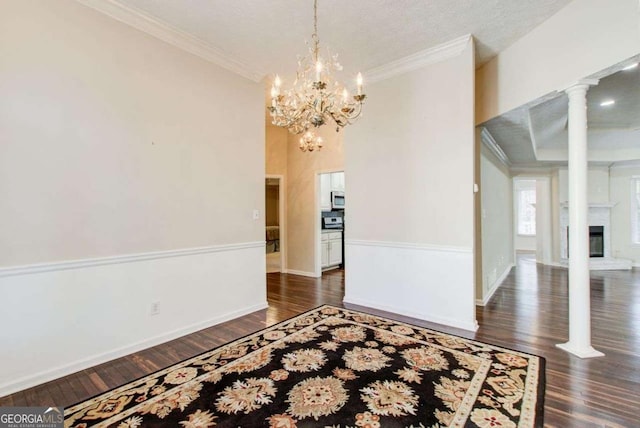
[75,0,264,82]
[364,34,473,84]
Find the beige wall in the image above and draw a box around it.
[347,52,475,247]
[0,0,267,394]
[0,0,265,266]
[266,124,288,176]
[286,127,344,274]
[344,38,478,331]
[476,0,640,124]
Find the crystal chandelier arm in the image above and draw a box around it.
[268,0,367,147]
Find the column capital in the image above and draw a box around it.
[561,79,599,95]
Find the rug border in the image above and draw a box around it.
[65,304,546,427]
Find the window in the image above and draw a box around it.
[516,180,536,236]
[632,178,640,244]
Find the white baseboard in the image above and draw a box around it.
[0,302,268,398]
[547,261,564,268]
[344,295,478,332]
[285,269,319,278]
[476,263,514,306]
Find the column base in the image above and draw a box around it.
[556,342,605,358]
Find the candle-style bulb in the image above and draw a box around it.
[270,86,277,98]
[356,72,363,95]
[274,74,281,88]
[315,61,323,81]
[342,88,349,103]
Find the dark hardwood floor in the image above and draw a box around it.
[1,257,639,427]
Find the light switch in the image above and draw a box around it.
[253,209,260,220]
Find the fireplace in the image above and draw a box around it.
[589,226,604,257]
[567,226,605,258]
[558,202,631,270]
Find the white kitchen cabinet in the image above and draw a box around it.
[321,172,344,211]
[329,239,342,265]
[321,233,329,268]
[321,230,342,270]
[331,172,345,191]
[320,173,332,211]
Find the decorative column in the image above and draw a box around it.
[556,80,604,358]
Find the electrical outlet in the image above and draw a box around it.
[253,209,259,220]
[150,301,160,316]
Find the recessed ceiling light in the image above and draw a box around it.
[622,63,638,71]
[600,100,615,107]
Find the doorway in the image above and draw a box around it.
[317,171,345,276]
[265,176,285,273]
[513,177,552,265]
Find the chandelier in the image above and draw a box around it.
[299,130,323,152]
[268,0,366,151]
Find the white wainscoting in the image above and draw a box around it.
[344,240,478,332]
[0,242,267,397]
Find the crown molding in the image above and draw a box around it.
[609,159,640,170]
[364,34,473,83]
[480,127,511,167]
[75,0,263,82]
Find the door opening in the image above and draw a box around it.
[266,176,284,273]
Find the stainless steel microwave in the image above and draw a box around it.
[331,191,345,209]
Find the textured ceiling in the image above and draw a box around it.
[119,0,572,79]
[482,56,640,167]
[86,0,638,167]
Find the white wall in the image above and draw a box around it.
[0,0,266,395]
[479,145,514,305]
[610,165,640,265]
[551,170,561,262]
[515,235,537,252]
[476,0,640,123]
[557,167,610,203]
[345,38,477,331]
[535,178,553,265]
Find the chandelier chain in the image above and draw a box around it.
[312,0,319,62]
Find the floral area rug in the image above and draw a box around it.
[65,305,545,427]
